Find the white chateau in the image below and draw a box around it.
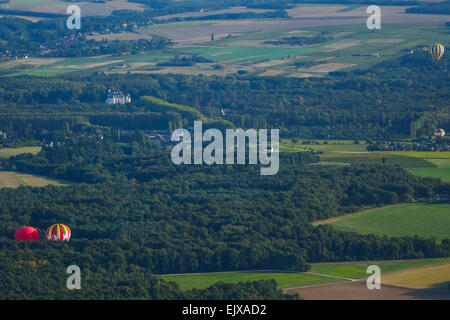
[106,90,131,105]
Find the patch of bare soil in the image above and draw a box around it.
[286,281,450,300]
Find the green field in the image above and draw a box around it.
[160,271,345,291]
[160,257,450,291]
[1,53,175,77]
[315,203,450,242]
[281,139,442,168]
[405,168,450,182]
[179,45,317,64]
[310,257,450,280]
[0,171,68,188]
[404,158,450,183]
[0,146,41,159]
[281,139,450,182]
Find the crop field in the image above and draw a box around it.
[137,4,450,76]
[382,263,450,293]
[280,139,450,182]
[160,271,345,291]
[286,281,450,300]
[309,258,450,280]
[1,4,448,77]
[314,203,450,242]
[0,147,66,188]
[0,146,41,159]
[0,171,68,188]
[1,53,175,77]
[179,45,317,64]
[404,159,450,182]
[160,257,450,292]
[0,0,145,16]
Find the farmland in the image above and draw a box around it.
[281,139,450,182]
[0,146,41,159]
[314,203,450,242]
[382,263,450,293]
[0,171,68,188]
[0,147,67,188]
[285,280,450,300]
[0,1,449,301]
[405,159,450,182]
[0,0,145,16]
[309,257,450,280]
[0,4,449,77]
[160,271,346,291]
[289,259,450,299]
[160,257,450,291]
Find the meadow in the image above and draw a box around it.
[160,257,450,291]
[309,257,450,280]
[0,146,41,159]
[404,158,450,183]
[161,271,345,291]
[0,171,68,188]
[281,139,450,182]
[314,203,450,242]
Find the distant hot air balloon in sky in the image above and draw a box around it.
[430,43,445,62]
[434,128,446,137]
[46,224,71,241]
[15,226,39,241]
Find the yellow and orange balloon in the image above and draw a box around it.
[430,43,445,62]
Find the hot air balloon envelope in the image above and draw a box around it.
[15,226,39,241]
[430,43,445,61]
[434,128,446,137]
[46,224,71,241]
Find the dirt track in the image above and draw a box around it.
[286,280,450,300]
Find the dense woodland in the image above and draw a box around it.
[0,153,449,298]
[0,0,449,299]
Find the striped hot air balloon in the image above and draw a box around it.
[434,128,446,137]
[430,43,445,62]
[46,224,71,241]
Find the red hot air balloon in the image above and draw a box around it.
[15,226,39,241]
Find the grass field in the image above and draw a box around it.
[0,146,41,159]
[314,203,450,242]
[179,45,317,64]
[404,159,450,182]
[0,171,68,188]
[1,53,175,77]
[0,147,67,187]
[161,271,345,291]
[281,139,450,182]
[160,257,450,291]
[310,257,450,280]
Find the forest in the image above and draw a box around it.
[0,141,449,298]
[0,49,448,141]
[0,1,448,299]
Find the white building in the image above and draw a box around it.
[106,90,131,105]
